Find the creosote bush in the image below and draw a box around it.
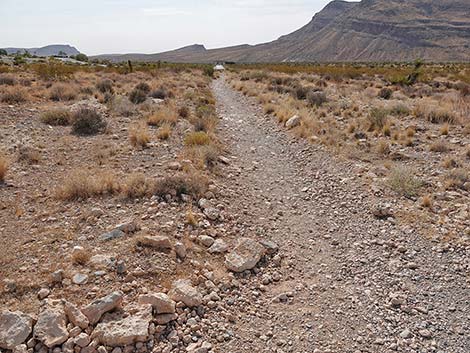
[306,91,327,107]
[129,88,147,104]
[40,108,71,126]
[96,79,114,94]
[71,108,107,135]
[378,87,393,99]
[150,88,168,100]
[135,82,151,94]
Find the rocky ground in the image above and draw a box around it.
[1,71,469,353]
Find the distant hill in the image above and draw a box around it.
[2,45,80,57]
[94,0,470,63]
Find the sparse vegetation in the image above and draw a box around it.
[147,106,178,126]
[49,84,77,101]
[96,79,114,94]
[129,122,150,148]
[71,108,107,135]
[388,166,422,197]
[1,88,28,104]
[129,88,147,104]
[184,131,212,146]
[40,108,71,126]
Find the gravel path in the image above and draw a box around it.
[210,76,469,353]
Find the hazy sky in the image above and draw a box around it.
[1,0,333,55]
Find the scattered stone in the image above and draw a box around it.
[92,305,152,346]
[0,311,33,350]
[138,293,176,314]
[64,301,89,329]
[225,238,266,272]
[74,333,91,348]
[399,329,412,339]
[208,239,229,254]
[155,313,178,325]
[72,272,88,285]
[371,203,393,219]
[136,235,172,250]
[203,207,220,221]
[38,288,50,300]
[34,302,69,348]
[285,115,301,129]
[175,242,187,259]
[198,235,215,247]
[82,291,124,325]
[169,279,202,307]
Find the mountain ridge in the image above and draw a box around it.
[1,44,80,57]
[93,0,470,63]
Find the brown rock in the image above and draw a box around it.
[82,291,124,325]
[137,235,172,250]
[168,279,202,307]
[34,302,69,348]
[225,238,266,272]
[64,301,89,329]
[138,293,176,314]
[0,311,33,350]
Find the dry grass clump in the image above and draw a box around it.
[109,96,135,117]
[1,88,28,104]
[368,107,388,131]
[429,140,449,153]
[121,174,155,199]
[443,157,459,169]
[135,82,151,94]
[414,100,457,124]
[0,154,8,183]
[154,172,208,199]
[0,75,16,86]
[71,247,91,265]
[389,103,410,117]
[17,145,41,164]
[421,195,433,208]
[440,123,449,135]
[56,170,120,200]
[157,123,172,140]
[185,145,219,169]
[96,79,114,94]
[129,122,150,148]
[444,169,469,190]
[178,105,190,118]
[71,108,107,135]
[147,106,178,126]
[49,84,77,102]
[264,103,276,115]
[388,165,422,197]
[376,140,391,155]
[40,108,71,126]
[184,131,211,146]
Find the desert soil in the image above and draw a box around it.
[207,76,469,353]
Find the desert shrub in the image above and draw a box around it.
[0,154,8,183]
[129,123,150,148]
[184,131,211,146]
[17,145,41,164]
[292,85,308,100]
[388,166,422,197]
[31,62,76,80]
[109,96,135,117]
[154,173,208,199]
[178,105,190,118]
[185,145,219,168]
[147,106,178,126]
[71,108,107,135]
[378,87,393,99]
[49,84,77,101]
[40,108,71,126]
[122,174,154,199]
[0,75,15,86]
[56,170,120,200]
[429,141,449,153]
[1,88,27,104]
[306,91,327,107]
[203,66,214,78]
[135,82,151,93]
[150,88,168,100]
[96,79,114,94]
[389,103,410,117]
[129,88,147,104]
[444,169,469,190]
[368,108,388,130]
[414,101,457,124]
[157,124,172,140]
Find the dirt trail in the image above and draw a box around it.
[210,76,469,353]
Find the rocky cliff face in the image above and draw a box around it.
[94,0,470,63]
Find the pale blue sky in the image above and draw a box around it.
[1,0,333,55]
